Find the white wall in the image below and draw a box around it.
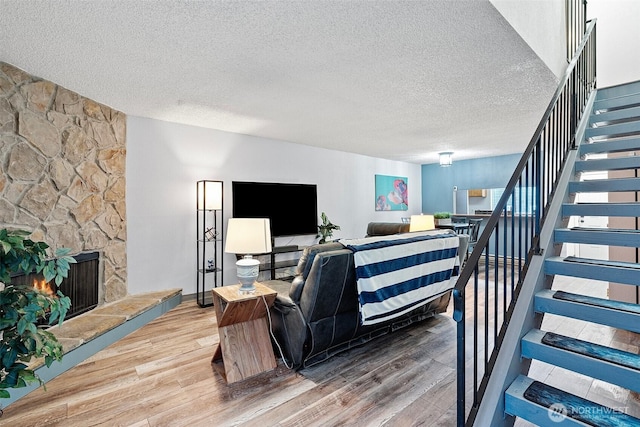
[588,0,640,88]
[126,116,421,295]
[491,0,567,78]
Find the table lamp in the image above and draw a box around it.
[225,218,272,293]
[409,214,435,232]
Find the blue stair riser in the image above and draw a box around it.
[575,156,640,172]
[522,331,640,394]
[579,136,640,156]
[545,257,640,286]
[590,106,640,126]
[563,202,640,217]
[555,228,640,247]
[569,177,640,193]
[535,290,640,334]
[596,81,640,101]
[594,92,640,112]
[585,121,640,139]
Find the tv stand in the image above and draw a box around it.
[261,245,305,280]
[273,245,298,253]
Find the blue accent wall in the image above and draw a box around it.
[421,153,522,214]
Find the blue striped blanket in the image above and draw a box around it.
[339,230,460,325]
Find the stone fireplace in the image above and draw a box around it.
[0,62,127,306]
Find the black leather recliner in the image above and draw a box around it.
[265,226,468,369]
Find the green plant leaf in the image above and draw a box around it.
[3,369,19,387]
[48,310,59,325]
[16,317,27,335]
[24,336,36,352]
[2,346,17,368]
[54,247,72,257]
[43,261,56,282]
[27,322,38,335]
[0,239,12,254]
[0,229,69,397]
[18,370,38,384]
[56,257,69,271]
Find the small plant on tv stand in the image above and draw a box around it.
[434,212,452,226]
[0,229,74,405]
[317,212,340,244]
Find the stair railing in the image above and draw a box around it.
[453,19,597,426]
[567,0,588,61]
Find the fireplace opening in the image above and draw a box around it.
[10,251,100,321]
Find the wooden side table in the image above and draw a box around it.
[211,282,277,383]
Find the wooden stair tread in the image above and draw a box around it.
[563,256,640,270]
[562,202,640,218]
[569,177,640,193]
[546,257,640,286]
[555,228,640,248]
[576,156,640,172]
[579,136,640,156]
[572,202,640,206]
[569,226,640,233]
[522,330,640,396]
[541,331,640,371]
[535,290,640,334]
[553,290,640,315]
[522,378,640,427]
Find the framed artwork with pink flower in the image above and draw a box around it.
[375,175,408,211]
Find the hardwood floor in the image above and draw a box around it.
[0,297,459,426]
[2,275,638,426]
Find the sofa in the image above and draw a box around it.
[265,225,468,369]
[365,222,410,236]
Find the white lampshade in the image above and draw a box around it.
[439,152,453,167]
[225,218,272,293]
[225,218,272,254]
[409,214,435,232]
[197,180,223,210]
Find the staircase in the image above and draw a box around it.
[504,81,640,426]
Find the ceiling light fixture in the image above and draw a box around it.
[439,152,453,167]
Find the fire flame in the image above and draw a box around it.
[33,279,56,297]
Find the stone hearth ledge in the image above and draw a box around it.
[1,288,182,408]
[27,289,182,371]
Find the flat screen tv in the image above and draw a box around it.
[232,181,318,237]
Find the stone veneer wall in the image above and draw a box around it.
[0,62,127,303]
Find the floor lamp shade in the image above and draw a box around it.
[225,218,272,293]
[197,180,223,210]
[409,214,435,232]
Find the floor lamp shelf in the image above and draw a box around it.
[196,180,224,308]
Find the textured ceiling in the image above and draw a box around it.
[0,0,558,164]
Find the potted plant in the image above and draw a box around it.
[434,212,452,226]
[0,229,75,400]
[317,212,340,244]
